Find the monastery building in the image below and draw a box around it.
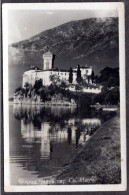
[22,51,92,87]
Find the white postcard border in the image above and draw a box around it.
[2,2,126,192]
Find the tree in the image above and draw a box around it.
[94,75,99,84]
[76,64,82,84]
[40,88,50,102]
[69,67,73,83]
[87,75,91,84]
[24,82,30,97]
[99,67,119,87]
[75,84,82,91]
[24,82,30,89]
[91,71,95,84]
[60,81,67,88]
[49,74,61,86]
[21,88,26,95]
[34,79,43,94]
[15,87,22,94]
[105,87,119,105]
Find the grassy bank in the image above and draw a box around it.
[56,116,121,184]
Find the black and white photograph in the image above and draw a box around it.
[2,2,126,192]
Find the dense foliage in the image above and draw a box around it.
[69,67,73,83]
[93,67,119,105]
[99,67,119,87]
[76,65,82,84]
[14,66,119,106]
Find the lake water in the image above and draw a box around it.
[9,104,116,185]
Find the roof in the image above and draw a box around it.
[80,66,89,69]
[40,69,70,72]
[73,66,91,69]
[43,51,53,55]
[59,69,69,72]
[53,67,59,71]
[28,66,42,71]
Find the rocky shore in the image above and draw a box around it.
[55,116,121,184]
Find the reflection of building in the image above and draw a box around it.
[21,117,101,159]
[50,105,76,117]
[40,123,50,160]
[22,51,92,87]
[21,121,51,160]
[67,118,101,126]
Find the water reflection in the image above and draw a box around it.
[10,104,114,184]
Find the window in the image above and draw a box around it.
[46,62,49,69]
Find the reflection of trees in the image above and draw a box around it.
[68,127,72,144]
[13,105,78,125]
[13,104,115,126]
[13,104,115,135]
[75,128,81,148]
[32,115,41,129]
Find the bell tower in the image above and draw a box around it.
[43,51,53,70]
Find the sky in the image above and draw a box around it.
[8,10,118,44]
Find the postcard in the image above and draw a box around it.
[2,2,126,192]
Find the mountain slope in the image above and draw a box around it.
[8,17,119,96]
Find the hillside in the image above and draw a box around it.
[8,17,119,96]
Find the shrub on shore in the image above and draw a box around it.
[14,81,119,106]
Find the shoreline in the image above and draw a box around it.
[52,116,121,184]
[9,101,77,107]
[9,101,118,111]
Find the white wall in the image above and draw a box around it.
[22,67,93,87]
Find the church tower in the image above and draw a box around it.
[43,51,53,70]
